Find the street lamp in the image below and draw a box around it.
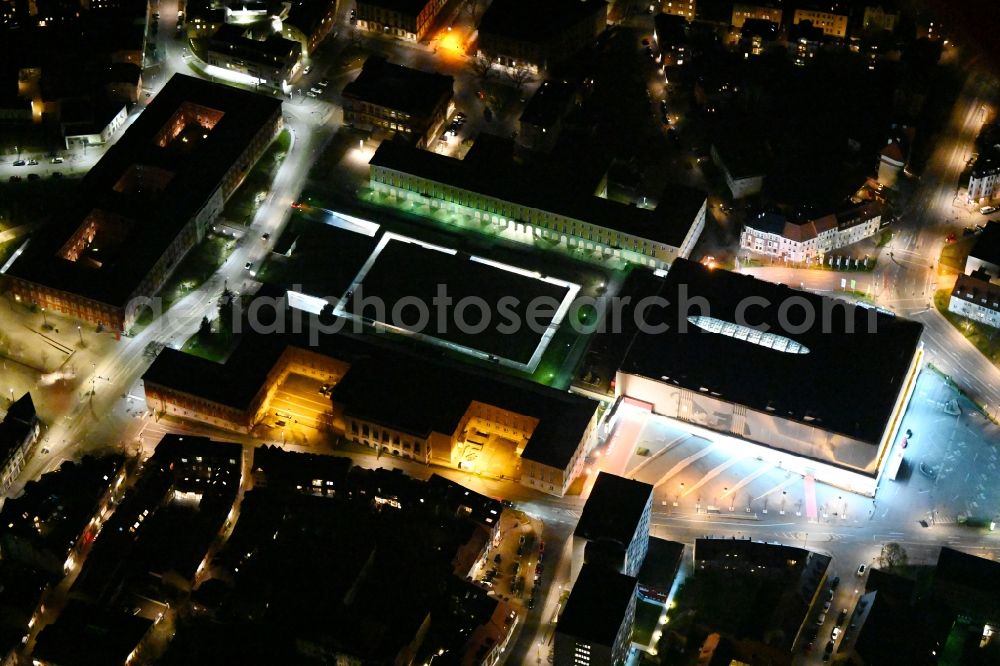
[77,325,84,345]
[41,307,48,328]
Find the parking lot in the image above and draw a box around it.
[260,373,335,445]
[470,510,545,610]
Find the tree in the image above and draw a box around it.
[878,542,908,570]
[470,53,495,81]
[217,288,236,338]
[504,66,533,93]
[198,316,212,344]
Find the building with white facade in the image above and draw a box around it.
[948,221,1000,329]
[572,472,653,581]
[0,393,40,496]
[740,203,883,263]
[615,259,923,496]
[711,138,766,199]
[792,6,848,38]
[967,144,1000,205]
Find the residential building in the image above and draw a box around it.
[355,0,447,42]
[517,78,579,152]
[948,272,1000,329]
[654,11,688,64]
[862,5,900,33]
[792,6,848,38]
[5,74,283,331]
[711,135,767,199]
[740,202,883,263]
[692,538,832,659]
[342,56,454,148]
[554,564,638,666]
[615,259,923,496]
[368,137,707,270]
[477,0,608,74]
[279,0,340,58]
[33,601,155,666]
[572,472,653,579]
[966,221,1000,280]
[731,2,783,29]
[0,393,40,496]
[947,221,1000,329]
[205,23,302,91]
[967,143,1000,204]
[660,0,695,20]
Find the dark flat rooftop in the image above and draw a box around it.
[347,239,569,364]
[969,220,1000,267]
[7,74,282,307]
[370,138,705,248]
[574,472,652,546]
[557,563,636,646]
[519,79,577,128]
[479,0,607,43]
[144,290,598,470]
[620,259,923,445]
[357,0,431,13]
[342,56,453,118]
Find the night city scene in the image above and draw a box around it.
[1,0,999,664]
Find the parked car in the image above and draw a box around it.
[27,159,38,166]
[831,627,842,641]
[50,156,64,164]
[261,232,270,240]
[857,563,867,576]
[980,206,998,215]
[830,576,840,590]
[12,160,25,166]
[816,612,827,626]
[244,261,253,271]
[836,609,848,626]
[511,562,520,575]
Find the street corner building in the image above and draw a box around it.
[142,291,602,497]
[614,258,924,496]
[3,74,283,332]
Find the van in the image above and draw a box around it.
[816,612,827,626]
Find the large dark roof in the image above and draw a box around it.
[970,220,1000,267]
[574,472,652,545]
[557,564,636,646]
[33,601,153,666]
[620,259,923,445]
[357,0,431,13]
[342,56,453,118]
[7,74,282,307]
[369,138,705,247]
[519,78,577,128]
[478,0,607,42]
[144,291,598,470]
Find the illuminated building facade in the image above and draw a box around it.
[792,6,848,38]
[615,259,923,496]
[740,203,883,263]
[205,24,301,91]
[731,2,783,29]
[143,297,600,497]
[355,0,447,42]
[554,564,638,666]
[476,0,607,74]
[368,138,706,270]
[5,75,283,331]
[342,56,454,149]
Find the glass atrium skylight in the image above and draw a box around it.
[687,315,810,354]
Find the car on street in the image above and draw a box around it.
[527,596,535,609]
[831,627,842,641]
[857,563,867,576]
[830,576,840,590]
[493,553,502,564]
[823,599,832,611]
[12,160,25,166]
[535,563,544,574]
[318,79,329,87]
[261,232,270,240]
[303,65,311,74]
[511,562,519,575]
[981,206,998,215]
[310,87,322,94]
[26,159,38,166]
[837,609,848,626]
[919,462,938,479]
[825,640,835,653]
[50,156,64,164]
[306,91,318,98]
[816,612,827,625]
[244,261,253,271]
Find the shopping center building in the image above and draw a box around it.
[614,259,923,495]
